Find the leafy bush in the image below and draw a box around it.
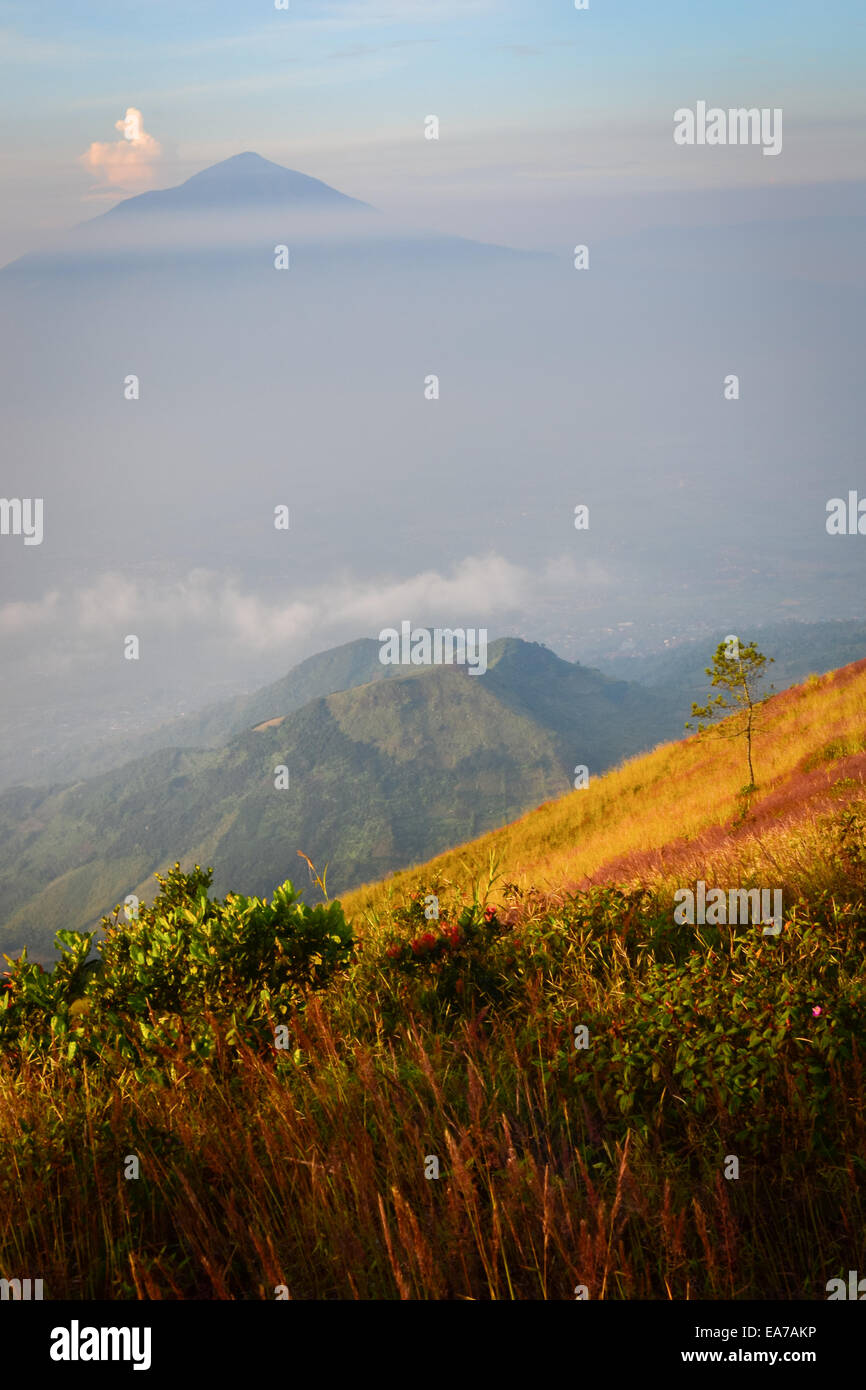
[2,804,866,1298]
[564,896,866,1144]
[0,863,354,1066]
[832,805,866,877]
[382,898,513,1022]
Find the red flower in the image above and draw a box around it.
[484,907,496,923]
[386,945,402,959]
[409,931,440,955]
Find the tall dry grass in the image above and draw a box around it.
[2,662,864,1299]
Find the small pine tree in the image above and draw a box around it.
[685,637,775,790]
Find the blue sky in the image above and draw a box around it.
[0,0,864,261]
[1,0,865,778]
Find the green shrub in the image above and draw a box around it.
[0,863,354,1066]
[566,903,866,1144]
[381,900,514,1023]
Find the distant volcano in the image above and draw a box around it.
[100,151,375,219]
[1,150,542,276]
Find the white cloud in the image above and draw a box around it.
[0,590,61,636]
[81,108,162,190]
[0,554,602,654]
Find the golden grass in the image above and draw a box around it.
[2,661,864,1300]
[344,661,866,925]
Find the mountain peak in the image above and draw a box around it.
[486,636,574,676]
[102,152,374,220]
[222,151,271,164]
[184,151,301,182]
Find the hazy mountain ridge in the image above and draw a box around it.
[1,151,541,280]
[0,638,393,794]
[0,635,647,793]
[3,621,863,797]
[0,637,678,961]
[599,619,866,696]
[102,153,375,217]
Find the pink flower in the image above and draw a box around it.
[812,1006,822,1018]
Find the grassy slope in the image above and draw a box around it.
[345,659,866,923]
[1,661,865,1301]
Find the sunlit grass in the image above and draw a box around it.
[1,661,864,1299]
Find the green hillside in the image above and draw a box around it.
[0,640,677,961]
[1,637,397,793]
[8,620,865,796]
